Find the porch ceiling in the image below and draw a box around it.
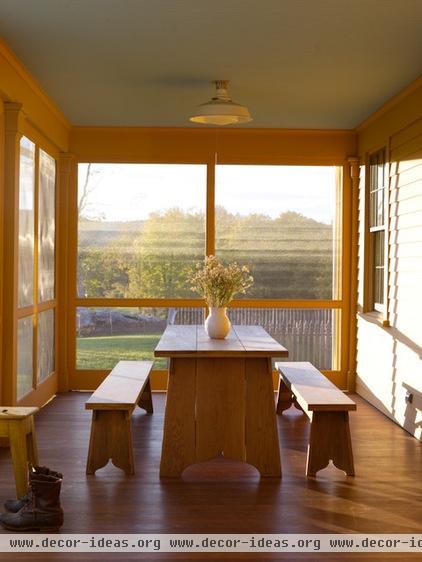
[0,0,421,129]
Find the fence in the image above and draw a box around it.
[77,307,335,370]
[172,307,334,370]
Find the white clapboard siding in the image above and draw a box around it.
[388,255,422,271]
[356,115,422,440]
[388,270,422,288]
[389,225,422,244]
[390,119,422,148]
[390,179,422,202]
[390,209,422,231]
[389,240,422,258]
[391,117,422,141]
[390,162,422,187]
[390,195,422,216]
[390,143,422,167]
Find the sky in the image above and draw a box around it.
[78,163,337,224]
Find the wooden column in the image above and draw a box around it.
[56,152,73,392]
[347,157,359,393]
[1,102,24,405]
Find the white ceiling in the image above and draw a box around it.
[0,0,421,128]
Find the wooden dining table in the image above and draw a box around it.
[154,324,288,478]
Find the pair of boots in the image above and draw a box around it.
[0,465,64,531]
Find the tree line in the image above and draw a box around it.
[78,207,335,300]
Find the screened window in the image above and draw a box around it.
[77,164,207,299]
[37,309,55,383]
[215,165,341,299]
[16,137,56,400]
[18,137,35,308]
[75,162,345,375]
[368,149,387,311]
[38,150,56,302]
[17,316,33,400]
[222,308,339,370]
[76,307,204,370]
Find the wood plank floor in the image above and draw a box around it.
[0,392,421,561]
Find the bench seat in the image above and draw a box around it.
[275,361,356,477]
[85,360,154,475]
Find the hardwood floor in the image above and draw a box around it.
[0,392,421,561]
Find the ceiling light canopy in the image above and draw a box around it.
[190,80,252,126]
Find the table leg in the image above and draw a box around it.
[160,358,196,477]
[195,358,246,463]
[245,358,282,477]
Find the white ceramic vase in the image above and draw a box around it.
[205,307,231,339]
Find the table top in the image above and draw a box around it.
[154,324,288,358]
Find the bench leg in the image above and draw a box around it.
[306,411,355,477]
[276,377,293,414]
[9,422,29,498]
[138,378,154,413]
[292,397,305,413]
[276,378,305,415]
[86,410,134,475]
[292,394,306,414]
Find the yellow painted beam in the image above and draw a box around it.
[74,297,344,309]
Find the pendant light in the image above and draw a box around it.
[190,80,252,126]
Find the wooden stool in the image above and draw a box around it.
[0,407,39,497]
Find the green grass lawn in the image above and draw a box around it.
[76,334,167,370]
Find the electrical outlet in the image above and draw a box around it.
[405,391,413,404]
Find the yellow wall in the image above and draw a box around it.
[356,79,422,440]
[70,126,356,164]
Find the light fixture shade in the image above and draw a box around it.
[190,80,252,126]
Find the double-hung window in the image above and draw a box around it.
[367,149,387,313]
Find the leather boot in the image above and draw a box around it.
[4,465,63,513]
[0,472,64,531]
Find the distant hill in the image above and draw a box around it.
[79,219,145,247]
[78,210,336,299]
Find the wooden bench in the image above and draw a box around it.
[85,361,154,475]
[0,407,39,497]
[275,361,356,477]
